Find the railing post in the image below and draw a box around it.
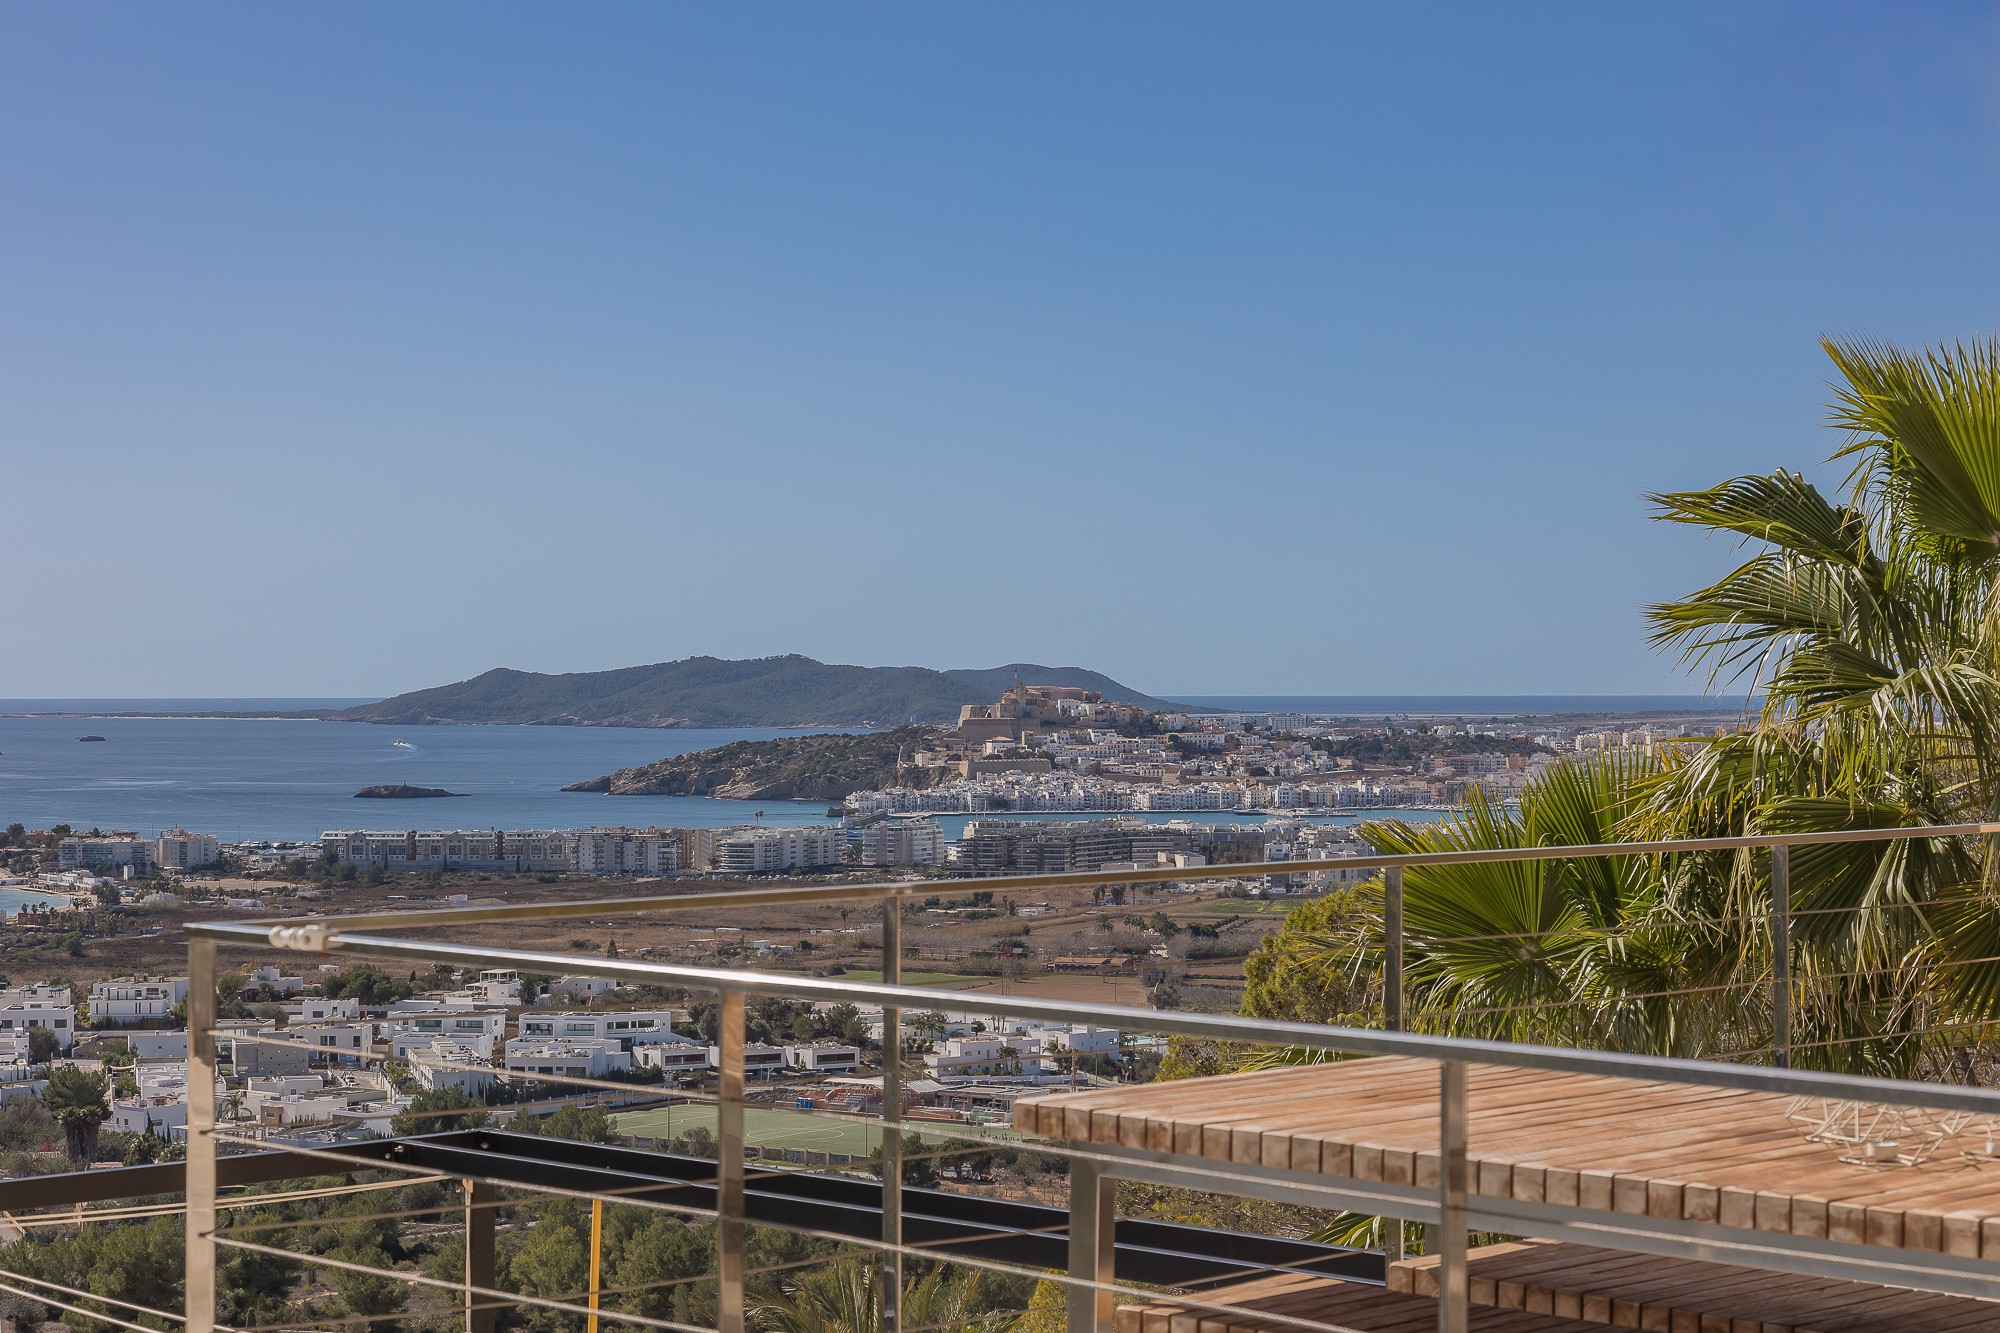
[1066,1157,1114,1333]
[1437,1060,1468,1333]
[1383,865,1404,1032]
[185,937,218,1333]
[717,989,747,1333]
[1771,843,1791,1070]
[1383,865,1408,1264]
[880,897,903,1333]
[587,1197,604,1333]
[465,1179,496,1333]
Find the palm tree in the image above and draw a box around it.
[1242,336,2000,1078]
[1635,335,2000,1068]
[750,1259,999,1333]
[41,1064,110,1168]
[1271,752,1761,1061]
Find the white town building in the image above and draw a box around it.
[406,1039,497,1097]
[57,836,154,874]
[503,1037,631,1080]
[786,1042,863,1073]
[516,1009,682,1050]
[575,829,681,877]
[688,826,841,874]
[318,829,579,874]
[152,830,220,871]
[90,977,191,1025]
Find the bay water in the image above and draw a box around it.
[0,705,1438,844]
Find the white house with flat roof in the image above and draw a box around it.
[283,997,361,1023]
[89,977,189,1024]
[516,1009,681,1050]
[131,1031,190,1062]
[503,1037,630,1080]
[407,1040,496,1097]
[286,1022,372,1063]
[548,976,617,1003]
[0,998,76,1050]
[243,966,305,997]
[383,1012,506,1061]
[923,1036,1048,1078]
[632,1037,709,1072]
[0,985,72,1006]
[786,1042,862,1073]
[709,1042,787,1077]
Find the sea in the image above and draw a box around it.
[0,694,1737,849]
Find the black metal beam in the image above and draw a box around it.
[1,1130,1380,1289]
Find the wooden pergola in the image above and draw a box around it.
[1017,1056,2000,1332]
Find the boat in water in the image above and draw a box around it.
[392,739,415,749]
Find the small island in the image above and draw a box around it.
[354,784,463,799]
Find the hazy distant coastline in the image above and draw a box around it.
[0,691,1754,723]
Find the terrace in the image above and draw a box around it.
[9,823,2000,1333]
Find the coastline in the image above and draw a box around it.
[0,712,887,731]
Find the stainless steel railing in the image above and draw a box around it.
[174,819,2000,1333]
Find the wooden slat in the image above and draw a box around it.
[1115,1273,1606,1333]
[1013,1057,2000,1255]
[1390,1241,2000,1332]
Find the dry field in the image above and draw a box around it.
[12,870,1285,1014]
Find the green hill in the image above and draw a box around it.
[331,655,1180,728]
[563,726,946,798]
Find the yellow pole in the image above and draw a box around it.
[587,1198,603,1333]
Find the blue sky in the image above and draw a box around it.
[6,4,2000,698]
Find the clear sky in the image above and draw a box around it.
[6,4,1999,699]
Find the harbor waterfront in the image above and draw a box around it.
[0,706,1452,844]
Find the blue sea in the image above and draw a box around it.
[0,697,1489,843]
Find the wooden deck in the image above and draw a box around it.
[1390,1241,2000,1331]
[1012,1057,2000,1259]
[1116,1272,1600,1333]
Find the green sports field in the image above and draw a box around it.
[612,1105,1019,1153]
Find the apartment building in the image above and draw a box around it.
[843,818,945,868]
[152,830,220,870]
[575,828,682,876]
[951,819,1195,875]
[688,825,841,874]
[56,836,154,874]
[318,829,579,873]
[89,976,190,1024]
